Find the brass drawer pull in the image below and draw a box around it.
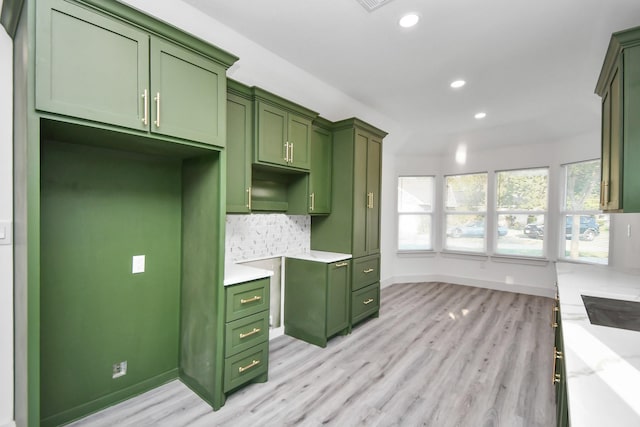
[153,92,161,127]
[551,305,559,328]
[551,346,563,385]
[239,327,261,339]
[363,268,374,273]
[240,295,261,304]
[363,298,374,305]
[238,359,260,373]
[553,373,561,384]
[335,262,349,267]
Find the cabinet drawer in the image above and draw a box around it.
[226,277,270,322]
[224,341,269,392]
[352,255,380,291]
[352,282,380,324]
[225,311,269,357]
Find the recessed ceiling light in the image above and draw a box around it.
[474,112,487,119]
[450,80,466,89]
[399,13,419,28]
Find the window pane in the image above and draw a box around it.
[496,214,544,257]
[445,173,487,211]
[398,214,432,250]
[496,168,548,211]
[564,160,601,210]
[562,214,609,264]
[445,214,486,252]
[398,176,434,213]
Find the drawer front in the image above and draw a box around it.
[226,277,270,322]
[352,282,380,324]
[225,311,269,357]
[352,255,380,291]
[224,341,269,392]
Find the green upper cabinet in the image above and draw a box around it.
[254,88,317,171]
[596,25,640,213]
[309,118,333,214]
[35,0,235,147]
[310,118,386,259]
[150,37,226,146]
[226,80,253,213]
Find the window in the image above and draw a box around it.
[560,160,609,264]
[398,176,434,251]
[496,167,548,257]
[444,173,487,253]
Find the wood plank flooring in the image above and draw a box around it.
[69,282,556,427]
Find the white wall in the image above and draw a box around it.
[0,20,15,427]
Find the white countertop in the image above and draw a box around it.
[555,262,640,427]
[285,250,352,263]
[224,263,273,287]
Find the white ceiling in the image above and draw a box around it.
[183,0,640,155]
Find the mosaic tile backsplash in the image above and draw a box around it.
[225,214,310,263]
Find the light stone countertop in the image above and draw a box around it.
[223,262,273,287]
[285,250,352,263]
[555,262,640,427]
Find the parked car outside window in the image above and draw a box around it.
[523,216,599,241]
[447,221,508,238]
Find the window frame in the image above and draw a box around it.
[493,166,549,259]
[443,172,489,255]
[558,159,609,265]
[397,175,436,253]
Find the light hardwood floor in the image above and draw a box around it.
[69,282,556,427]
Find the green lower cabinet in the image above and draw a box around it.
[553,300,569,427]
[222,278,270,397]
[284,257,350,347]
[352,282,380,325]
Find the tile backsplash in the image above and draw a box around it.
[225,214,310,262]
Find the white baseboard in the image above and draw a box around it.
[382,274,556,298]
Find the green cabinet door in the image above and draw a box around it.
[36,0,149,131]
[256,101,288,167]
[326,261,350,337]
[366,137,382,254]
[226,86,253,213]
[309,122,332,214]
[288,113,311,170]
[150,37,227,147]
[352,131,369,258]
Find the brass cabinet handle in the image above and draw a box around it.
[246,187,252,210]
[153,92,161,127]
[284,142,290,162]
[240,295,261,304]
[238,359,260,373]
[363,268,374,273]
[239,327,261,339]
[551,305,558,328]
[290,142,294,163]
[141,89,148,126]
[310,192,315,211]
[552,346,559,384]
[335,262,348,267]
[366,192,373,208]
[363,298,374,305]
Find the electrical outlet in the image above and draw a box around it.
[112,361,127,379]
[132,255,145,274]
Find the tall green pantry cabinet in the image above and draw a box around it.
[311,118,386,326]
[1,0,238,425]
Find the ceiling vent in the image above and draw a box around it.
[356,0,395,12]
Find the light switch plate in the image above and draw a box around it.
[0,221,12,245]
[132,255,145,274]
